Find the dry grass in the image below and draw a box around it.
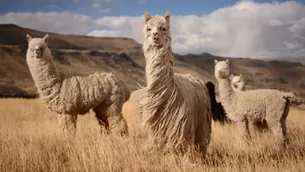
[0,98,304,172]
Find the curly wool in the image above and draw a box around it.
[139,11,212,157]
[214,59,293,148]
[26,34,130,135]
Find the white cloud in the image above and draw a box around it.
[92,1,100,8]
[1,1,305,59]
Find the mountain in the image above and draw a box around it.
[0,24,304,103]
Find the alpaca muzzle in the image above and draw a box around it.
[34,46,43,59]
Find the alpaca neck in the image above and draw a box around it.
[144,45,174,94]
[218,77,235,102]
[27,56,61,94]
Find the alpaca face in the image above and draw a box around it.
[230,74,245,91]
[214,59,230,79]
[26,34,51,60]
[143,11,171,50]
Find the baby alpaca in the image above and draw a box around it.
[230,74,245,92]
[139,11,212,158]
[230,74,269,132]
[214,59,303,149]
[26,34,130,136]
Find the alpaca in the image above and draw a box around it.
[214,59,304,148]
[25,34,130,136]
[205,81,229,124]
[138,11,212,158]
[230,74,269,132]
[230,74,245,92]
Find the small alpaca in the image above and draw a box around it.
[230,74,245,92]
[205,81,229,124]
[26,34,130,136]
[138,11,212,158]
[230,74,269,132]
[214,59,304,149]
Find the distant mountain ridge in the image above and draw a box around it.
[0,24,304,104]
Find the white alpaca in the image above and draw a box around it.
[230,74,269,131]
[214,59,304,148]
[138,11,212,158]
[26,34,130,136]
[230,74,245,92]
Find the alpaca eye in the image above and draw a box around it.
[147,27,151,31]
[162,27,167,31]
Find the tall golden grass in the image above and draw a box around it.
[0,98,304,172]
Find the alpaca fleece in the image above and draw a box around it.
[214,59,303,148]
[139,11,212,158]
[230,74,268,131]
[26,34,130,136]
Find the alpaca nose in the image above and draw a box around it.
[153,32,158,36]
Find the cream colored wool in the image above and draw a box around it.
[25,34,130,136]
[214,59,304,149]
[230,74,245,92]
[138,11,212,158]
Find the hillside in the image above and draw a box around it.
[0,24,304,101]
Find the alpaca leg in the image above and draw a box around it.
[94,102,129,136]
[195,120,211,159]
[268,106,289,149]
[93,106,110,135]
[269,120,288,149]
[236,118,251,144]
[57,114,77,136]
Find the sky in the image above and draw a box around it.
[1,0,305,59]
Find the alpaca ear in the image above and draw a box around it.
[225,59,229,64]
[230,74,234,80]
[43,34,49,43]
[144,11,151,23]
[164,10,170,23]
[214,60,218,64]
[26,34,32,42]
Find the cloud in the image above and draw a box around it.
[92,0,111,13]
[92,1,101,8]
[1,1,305,59]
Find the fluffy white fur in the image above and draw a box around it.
[230,74,245,92]
[138,11,212,158]
[214,59,304,149]
[26,34,130,136]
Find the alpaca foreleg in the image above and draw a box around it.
[236,118,251,144]
[57,114,77,136]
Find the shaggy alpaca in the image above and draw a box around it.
[214,59,304,148]
[205,81,229,124]
[138,11,212,158]
[26,34,130,136]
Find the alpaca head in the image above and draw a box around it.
[26,34,52,60]
[214,59,230,79]
[143,10,171,50]
[230,74,245,91]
